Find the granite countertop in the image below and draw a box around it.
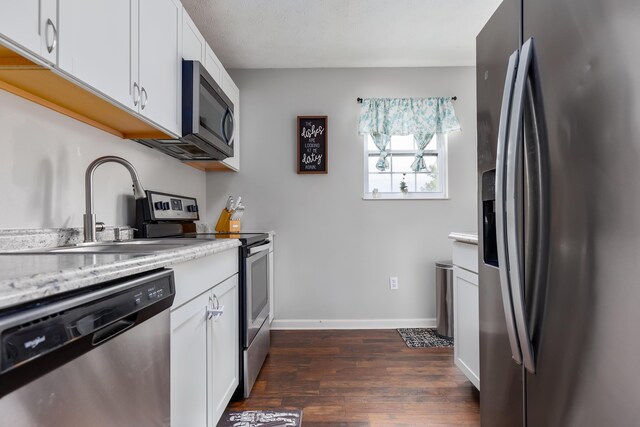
[448,232,479,245]
[0,239,240,311]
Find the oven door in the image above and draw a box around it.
[244,242,270,348]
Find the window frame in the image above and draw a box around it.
[362,133,449,200]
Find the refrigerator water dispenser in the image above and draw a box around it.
[482,169,498,267]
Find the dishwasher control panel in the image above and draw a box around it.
[0,271,175,377]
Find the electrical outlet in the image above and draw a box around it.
[389,276,399,290]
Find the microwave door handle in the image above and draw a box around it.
[226,108,236,146]
[221,109,230,143]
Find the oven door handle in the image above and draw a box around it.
[248,242,271,255]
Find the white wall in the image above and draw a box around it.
[206,67,477,326]
[0,90,206,229]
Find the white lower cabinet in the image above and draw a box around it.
[208,276,239,425]
[171,291,209,427]
[453,264,480,389]
[170,250,239,427]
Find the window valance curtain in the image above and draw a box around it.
[358,97,461,172]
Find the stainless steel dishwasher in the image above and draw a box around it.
[0,269,175,427]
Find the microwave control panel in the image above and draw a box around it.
[147,191,199,221]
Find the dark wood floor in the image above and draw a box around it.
[228,329,480,426]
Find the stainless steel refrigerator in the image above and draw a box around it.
[477,0,640,425]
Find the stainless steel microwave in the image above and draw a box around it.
[137,60,235,161]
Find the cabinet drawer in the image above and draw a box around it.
[452,241,478,274]
[171,249,238,309]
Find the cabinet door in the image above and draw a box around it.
[204,44,222,86]
[182,8,205,62]
[171,291,209,427]
[58,0,134,109]
[0,0,57,64]
[38,0,57,64]
[138,0,181,135]
[0,0,40,55]
[453,266,480,389]
[208,275,239,426]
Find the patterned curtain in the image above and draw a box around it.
[358,98,461,171]
[410,132,436,172]
[371,133,391,171]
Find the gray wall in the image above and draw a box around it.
[0,90,206,229]
[206,67,477,325]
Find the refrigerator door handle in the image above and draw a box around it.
[506,38,537,374]
[495,50,523,365]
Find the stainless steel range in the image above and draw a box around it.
[135,190,271,399]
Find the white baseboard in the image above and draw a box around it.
[270,318,436,330]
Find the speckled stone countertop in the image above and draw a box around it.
[448,232,479,245]
[0,236,240,311]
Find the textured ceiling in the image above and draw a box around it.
[181,0,502,69]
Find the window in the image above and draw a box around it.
[363,134,448,199]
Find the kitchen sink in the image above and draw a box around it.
[13,239,208,255]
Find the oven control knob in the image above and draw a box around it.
[187,205,198,213]
[162,202,170,210]
[154,201,163,210]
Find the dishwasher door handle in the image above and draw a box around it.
[92,315,136,346]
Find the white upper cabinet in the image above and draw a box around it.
[137,0,181,135]
[0,1,240,169]
[58,0,134,109]
[182,8,205,63]
[0,1,41,56]
[204,44,223,87]
[0,0,58,64]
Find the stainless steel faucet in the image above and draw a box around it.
[83,156,146,243]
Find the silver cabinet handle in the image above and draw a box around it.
[133,82,140,107]
[206,295,224,320]
[45,18,57,53]
[505,37,538,374]
[140,87,148,110]
[495,49,522,366]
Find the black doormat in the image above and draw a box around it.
[217,409,302,427]
[397,328,454,348]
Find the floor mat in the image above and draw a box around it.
[217,409,303,427]
[397,328,454,348]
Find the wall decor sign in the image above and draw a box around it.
[297,116,327,174]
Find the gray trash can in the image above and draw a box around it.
[435,261,454,339]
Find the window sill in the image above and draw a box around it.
[362,193,450,201]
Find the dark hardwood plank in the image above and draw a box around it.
[227,329,479,426]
